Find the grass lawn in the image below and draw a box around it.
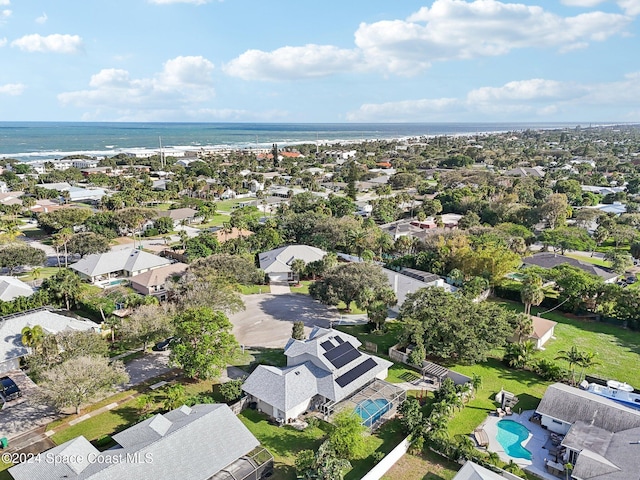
[51,397,141,445]
[20,227,48,240]
[290,280,312,294]
[18,266,60,282]
[386,363,423,384]
[382,449,459,480]
[336,321,404,356]
[564,253,611,268]
[216,198,249,212]
[498,300,640,385]
[0,459,13,479]
[239,410,406,480]
[239,409,329,480]
[196,213,231,228]
[238,284,271,294]
[337,301,367,314]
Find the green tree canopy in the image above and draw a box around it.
[0,244,47,275]
[398,287,513,364]
[170,306,239,379]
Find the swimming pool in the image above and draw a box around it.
[496,419,533,460]
[355,399,392,427]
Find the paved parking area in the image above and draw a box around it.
[0,370,57,440]
[229,293,339,348]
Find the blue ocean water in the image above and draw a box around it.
[0,121,586,162]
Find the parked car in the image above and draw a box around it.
[153,337,175,351]
[0,376,22,401]
[627,276,637,284]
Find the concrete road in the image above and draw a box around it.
[229,294,339,348]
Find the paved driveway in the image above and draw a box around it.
[230,294,339,348]
[122,350,172,388]
[0,370,57,440]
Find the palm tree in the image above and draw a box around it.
[44,269,82,310]
[486,451,500,465]
[471,374,482,399]
[54,227,74,268]
[520,273,544,316]
[290,258,306,284]
[556,346,584,385]
[576,351,600,384]
[513,312,534,343]
[21,325,44,352]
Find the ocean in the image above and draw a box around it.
[0,121,588,162]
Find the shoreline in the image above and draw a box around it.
[1,122,635,163]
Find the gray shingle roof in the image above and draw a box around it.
[258,245,326,274]
[0,276,34,302]
[0,309,98,367]
[244,328,392,412]
[9,404,260,480]
[536,383,640,433]
[453,461,512,480]
[70,249,171,278]
[522,253,617,281]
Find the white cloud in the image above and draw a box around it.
[226,0,631,80]
[35,12,48,24]
[58,55,216,120]
[1,8,11,22]
[561,0,640,16]
[0,37,6,47]
[148,0,211,4]
[355,0,630,74]
[11,34,83,53]
[0,83,25,96]
[0,0,10,5]
[223,44,361,81]
[346,74,640,121]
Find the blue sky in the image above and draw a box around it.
[1,0,639,122]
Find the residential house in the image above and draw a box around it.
[129,262,188,300]
[0,308,98,374]
[504,166,545,178]
[156,207,201,228]
[242,327,396,424]
[258,245,327,282]
[453,461,522,480]
[535,383,640,480]
[0,276,35,302]
[70,249,172,284]
[507,315,557,349]
[522,252,618,283]
[384,267,455,313]
[9,403,273,480]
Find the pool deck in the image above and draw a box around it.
[479,410,560,480]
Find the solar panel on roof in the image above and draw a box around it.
[331,347,361,369]
[335,336,344,344]
[335,358,377,388]
[320,340,335,351]
[323,341,352,362]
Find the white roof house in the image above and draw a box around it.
[258,245,327,282]
[384,267,455,312]
[0,276,35,302]
[9,403,273,480]
[242,327,392,423]
[0,308,98,374]
[453,461,519,480]
[70,249,172,283]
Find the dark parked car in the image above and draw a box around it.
[0,376,22,401]
[153,337,175,351]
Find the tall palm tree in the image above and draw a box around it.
[471,374,482,399]
[521,273,545,316]
[513,312,534,343]
[556,346,584,385]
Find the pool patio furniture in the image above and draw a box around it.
[505,406,513,415]
[496,408,506,417]
[474,428,489,447]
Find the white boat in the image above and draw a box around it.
[582,380,640,408]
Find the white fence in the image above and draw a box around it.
[360,435,411,480]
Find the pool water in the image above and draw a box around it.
[355,399,391,427]
[496,419,533,460]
